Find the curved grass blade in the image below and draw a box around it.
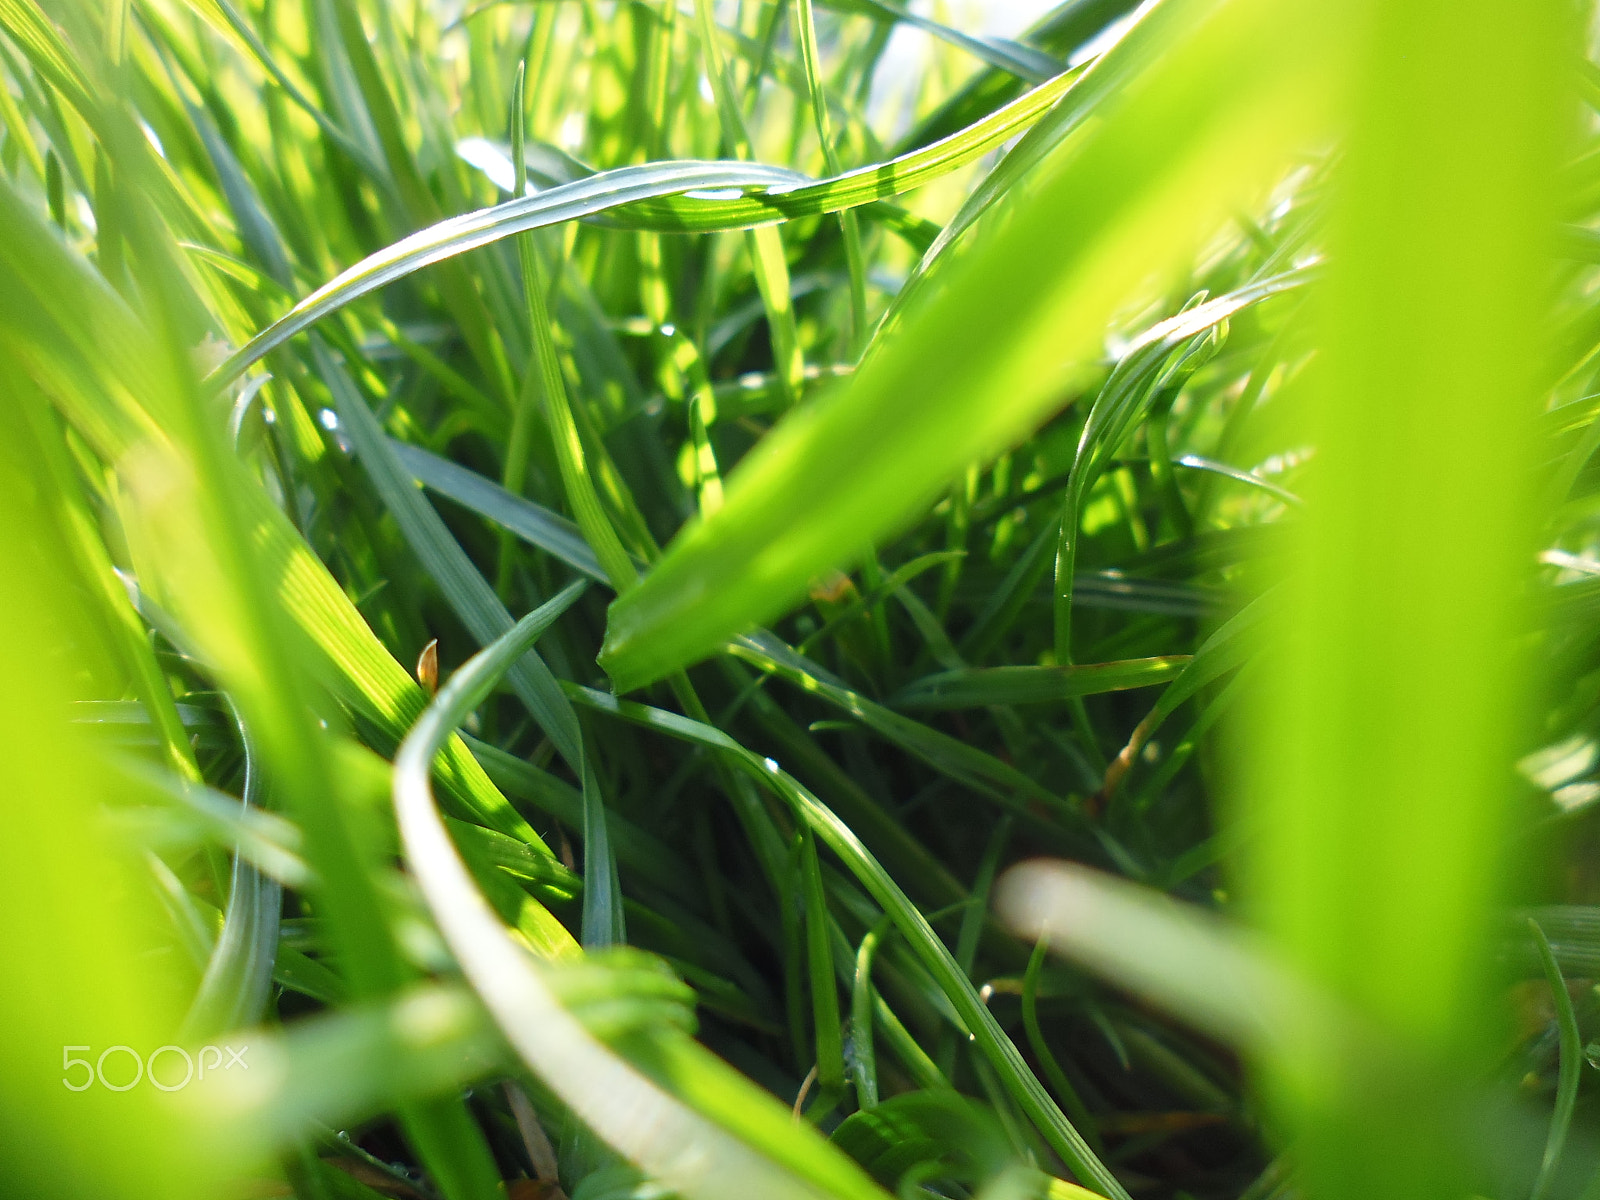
[219,65,1089,388]
[393,596,892,1200]
[614,62,1086,234]
[1529,918,1582,1200]
[182,701,282,1039]
[564,685,1131,1200]
[1173,455,1302,507]
[213,161,807,384]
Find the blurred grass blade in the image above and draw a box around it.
[111,755,310,887]
[209,984,509,1151]
[0,165,543,869]
[994,860,1331,1056]
[1240,1,1568,1198]
[0,386,230,1200]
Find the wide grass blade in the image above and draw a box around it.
[1239,1,1569,1198]
[599,0,1340,692]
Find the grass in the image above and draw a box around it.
[0,1,1591,1199]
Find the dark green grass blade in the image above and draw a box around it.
[893,657,1190,710]
[1530,918,1582,1200]
[565,685,1131,1200]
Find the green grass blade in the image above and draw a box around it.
[801,826,847,1103]
[893,658,1191,710]
[319,341,586,775]
[599,0,1338,691]
[213,161,808,383]
[1239,0,1568,1196]
[224,64,1089,387]
[727,632,1076,821]
[1529,918,1582,1200]
[851,918,890,1109]
[821,0,1063,83]
[392,591,892,1200]
[392,438,609,582]
[564,686,1130,1199]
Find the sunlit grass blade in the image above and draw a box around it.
[227,64,1090,388]
[1238,1,1569,1198]
[599,0,1340,691]
[822,0,1063,82]
[212,161,808,383]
